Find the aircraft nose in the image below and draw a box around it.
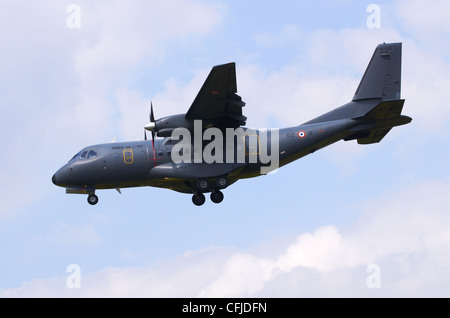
[52,169,67,187]
[52,164,78,187]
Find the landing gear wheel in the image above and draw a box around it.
[215,176,229,189]
[197,178,210,192]
[210,190,224,204]
[87,194,99,205]
[192,193,206,206]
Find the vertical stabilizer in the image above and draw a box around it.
[353,42,402,101]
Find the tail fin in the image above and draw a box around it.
[353,42,402,101]
[303,42,411,135]
[346,43,411,144]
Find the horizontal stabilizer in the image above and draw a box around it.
[345,99,412,144]
[356,99,406,121]
[355,127,392,144]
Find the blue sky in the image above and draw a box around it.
[1,0,450,297]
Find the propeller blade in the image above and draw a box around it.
[144,101,156,131]
[148,102,157,165]
[150,101,155,122]
[144,129,147,140]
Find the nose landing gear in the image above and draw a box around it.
[87,193,99,205]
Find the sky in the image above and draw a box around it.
[1,0,450,297]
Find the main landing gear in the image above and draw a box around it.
[192,192,206,206]
[191,176,228,206]
[192,190,224,206]
[210,190,224,204]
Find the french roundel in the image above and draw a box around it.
[297,131,306,139]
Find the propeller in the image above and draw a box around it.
[144,102,156,133]
[149,102,156,142]
[144,102,157,165]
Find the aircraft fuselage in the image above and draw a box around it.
[52,118,357,194]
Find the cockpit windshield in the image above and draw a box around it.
[69,150,98,162]
[87,150,97,159]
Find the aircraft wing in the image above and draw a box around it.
[185,63,247,128]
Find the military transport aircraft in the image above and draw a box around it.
[52,42,411,206]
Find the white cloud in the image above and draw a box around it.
[198,253,274,297]
[276,226,368,272]
[152,70,208,118]
[401,41,450,131]
[114,88,149,141]
[71,0,225,137]
[397,0,450,38]
[74,0,223,80]
[4,179,450,297]
[0,0,225,216]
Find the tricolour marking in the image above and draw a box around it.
[297,131,306,139]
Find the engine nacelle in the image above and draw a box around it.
[155,114,194,133]
[157,128,175,137]
[146,113,217,137]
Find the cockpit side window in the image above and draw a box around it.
[87,150,97,159]
[69,152,81,162]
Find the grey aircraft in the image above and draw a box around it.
[52,42,412,206]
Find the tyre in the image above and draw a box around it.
[210,191,224,204]
[192,193,206,206]
[87,194,99,205]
